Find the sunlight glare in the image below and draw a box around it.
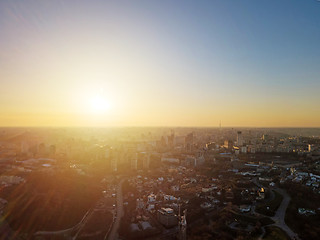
[89,95,111,114]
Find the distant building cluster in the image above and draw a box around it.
[1,127,320,239]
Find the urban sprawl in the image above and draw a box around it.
[0,128,320,240]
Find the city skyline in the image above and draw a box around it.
[1,0,320,127]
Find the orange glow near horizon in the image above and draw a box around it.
[1,1,320,128]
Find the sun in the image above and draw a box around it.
[89,95,111,114]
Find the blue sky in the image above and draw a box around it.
[0,0,320,126]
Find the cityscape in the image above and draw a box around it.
[1,1,320,240]
[1,127,320,239]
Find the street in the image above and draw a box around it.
[107,178,126,240]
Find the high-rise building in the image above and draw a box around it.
[131,153,138,170]
[237,131,243,146]
[185,133,194,152]
[109,148,118,172]
[20,141,29,154]
[168,130,175,149]
[142,153,150,169]
[111,157,117,172]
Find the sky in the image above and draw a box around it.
[0,0,320,127]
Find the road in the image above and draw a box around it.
[34,208,92,239]
[271,188,300,240]
[34,179,119,240]
[107,178,125,240]
[72,209,95,240]
[252,178,300,240]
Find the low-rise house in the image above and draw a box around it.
[239,205,251,213]
[298,208,316,216]
[148,194,156,203]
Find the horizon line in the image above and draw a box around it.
[0,125,319,129]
